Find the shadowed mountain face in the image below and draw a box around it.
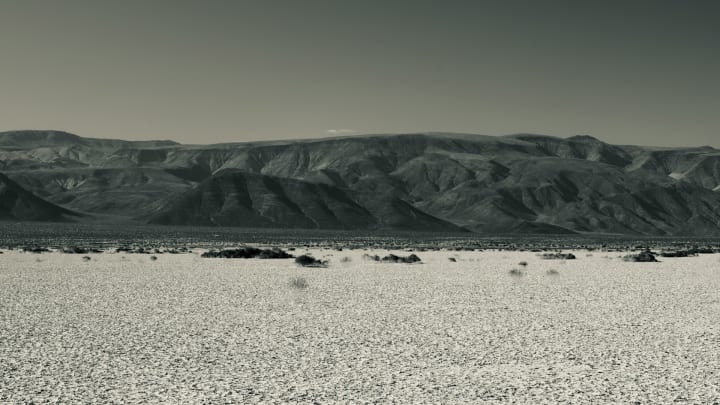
[2,130,720,235]
[149,170,464,232]
[0,172,80,221]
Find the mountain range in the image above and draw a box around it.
[2,129,720,235]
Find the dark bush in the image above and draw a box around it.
[116,246,150,254]
[690,247,714,254]
[295,255,327,267]
[63,246,103,254]
[22,246,50,253]
[363,253,422,263]
[659,250,693,258]
[659,247,714,257]
[201,247,294,259]
[381,254,422,263]
[623,250,658,262]
[541,252,576,260]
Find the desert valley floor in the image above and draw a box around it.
[1,248,719,403]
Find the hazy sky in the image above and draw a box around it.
[0,0,718,146]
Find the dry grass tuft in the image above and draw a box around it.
[288,277,309,289]
[509,268,524,277]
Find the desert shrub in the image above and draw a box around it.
[115,246,183,254]
[116,246,151,254]
[63,246,103,254]
[541,253,576,260]
[295,255,327,267]
[509,268,524,276]
[380,254,422,264]
[623,250,658,262]
[518,261,528,267]
[150,255,158,261]
[659,250,699,258]
[362,253,421,263]
[23,246,50,253]
[288,277,308,289]
[82,256,91,262]
[201,247,293,259]
[546,269,559,275]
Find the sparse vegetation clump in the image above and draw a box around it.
[541,252,576,260]
[116,246,149,254]
[509,268,524,277]
[295,255,327,267]
[384,254,421,263]
[288,277,309,289]
[63,246,103,254]
[22,246,50,253]
[518,261,528,267]
[623,250,659,262]
[113,246,189,255]
[150,255,158,261]
[201,247,294,259]
[82,256,91,262]
[546,269,559,275]
[658,249,710,258]
[363,253,422,264]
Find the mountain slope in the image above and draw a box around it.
[149,170,464,232]
[3,129,720,234]
[0,172,80,221]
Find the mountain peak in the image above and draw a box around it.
[567,134,601,143]
[0,130,81,146]
[0,130,179,148]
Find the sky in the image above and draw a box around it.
[0,0,718,146]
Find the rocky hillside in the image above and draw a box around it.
[0,172,80,221]
[2,130,720,235]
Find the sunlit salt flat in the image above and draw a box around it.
[1,249,719,403]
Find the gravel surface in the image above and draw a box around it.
[1,250,719,403]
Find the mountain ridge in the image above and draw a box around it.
[2,129,719,235]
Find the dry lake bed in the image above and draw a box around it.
[1,249,719,403]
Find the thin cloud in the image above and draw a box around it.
[326,129,357,134]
